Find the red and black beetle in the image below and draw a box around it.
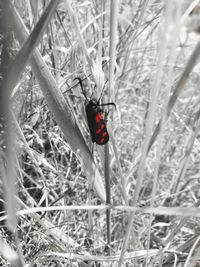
[75,78,115,145]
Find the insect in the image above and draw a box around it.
[74,78,115,145]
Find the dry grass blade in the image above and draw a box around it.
[0,4,25,266]
[3,0,60,93]
[162,198,200,253]
[163,236,200,266]
[42,249,158,262]
[17,198,80,250]
[110,129,128,203]
[104,0,119,249]
[148,40,200,153]
[185,238,200,267]
[183,236,200,267]
[173,115,200,194]
[145,3,182,266]
[9,3,106,201]
[64,0,93,73]
[104,144,111,247]
[2,0,59,238]
[8,205,200,218]
[0,238,22,267]
[108,0,118,100]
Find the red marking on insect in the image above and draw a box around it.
[96,124,105,134]
[100,137,105,144]
[95,112,103,123]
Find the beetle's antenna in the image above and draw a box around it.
[74,78,89,101]
[97,102,116,108]
[95,80,108,104]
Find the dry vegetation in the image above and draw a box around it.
[1,0,200,266]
